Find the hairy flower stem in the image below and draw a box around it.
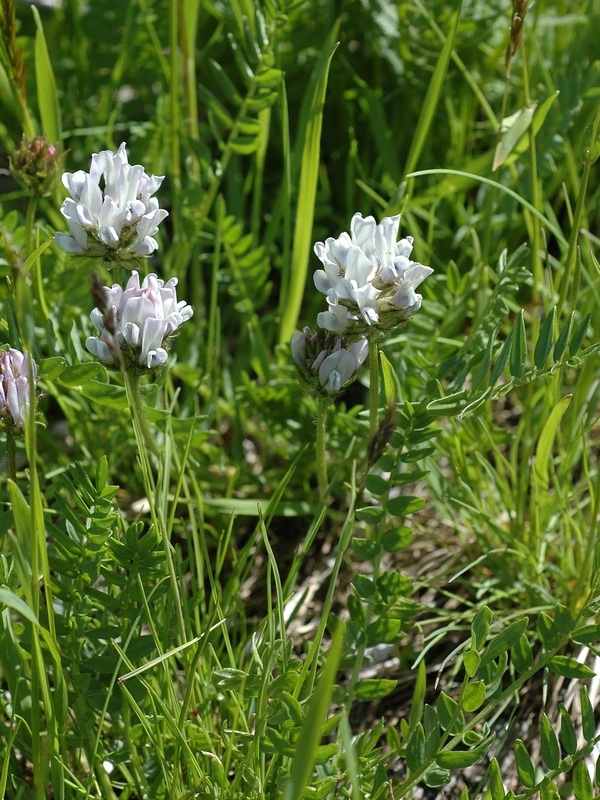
[6,428,17,481]
[125,369,161,459]
[316,397,330,502]
[369,334,380,440]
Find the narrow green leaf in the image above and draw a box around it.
[540,714,560,770]
[380,350,398,403]
[559,704,577,756]
[78,381,128,408]
[463,649,480,678]
[388,496,425,517]
[581,687,595,741]
[504,91,560,166]
[283,624,344,800]
[471,331,497,392]
[489,325,515,386]
[553,604,575,634]
[471,606,493,651]
[549,656,595,679]
[573,761,593,800]
[409,660,426,732]
[514,739,536,788]
[572,624,600,644]
[278,29,339,344]
[0,587,39,627]
[509,310,526,378]
[534,395,572,491]
[403,2,463,175]
[427,389,469,415]
[424,705,440,760]
[493,102,537,171]
[488,758,505,800]
[406,723,426,772]
[533,307,556,369]
[569,314,591,357]
[436,735,494,768]
[436,691,464,732]
[354,679,397,701]
[32,6,62,142]
[59,363,102,387]
[510,634,533,673]
[480,618,528,667]
[38,356,66,380]
[553,313,574,361]
[537,613,561,649]
[462,681,486,712]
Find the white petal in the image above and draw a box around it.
[86,337,115,362]
[55,232,86,254]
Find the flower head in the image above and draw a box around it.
[55,143,168,260]
[86,271,193,370]
[292,327,368,397]
[314,213,433,335]
[0,349,37,429]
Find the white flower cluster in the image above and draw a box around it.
[86,271,193,369]
[291,327,368,396]
[314,213,433,334]
[0,349,37,428]
[55,143,168,259]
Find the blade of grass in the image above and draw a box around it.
[31,6,61,142]
[278,27,340,344]
[403,2,463,177]
[282,623,344,800]
[407,168,568,248]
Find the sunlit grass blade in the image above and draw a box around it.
[31,6,61,142]
[403,1,463,177]
[278,27,340,344]
[283,623,344,800]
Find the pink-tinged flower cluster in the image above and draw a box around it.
[86,271,193,370]
[314,213,433,335]
[291,327,368,397]
[55,142,168,259]
[0,349,37,428]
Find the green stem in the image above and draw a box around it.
[24,197,37,258]
[125,369,161,458]
[369,334,380,440]
[6,428,17,482]
[316,397,330,502]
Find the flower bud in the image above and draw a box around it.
[10,134,64,197]
[0,348,37,429]
[291,327,368,398]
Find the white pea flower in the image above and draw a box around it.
[86,271,193,370]
[55,143,168,260]
[0,349,37,428]
[314,213,433,335]
[291,327,368,397]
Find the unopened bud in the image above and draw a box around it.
[10,134,64,197]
